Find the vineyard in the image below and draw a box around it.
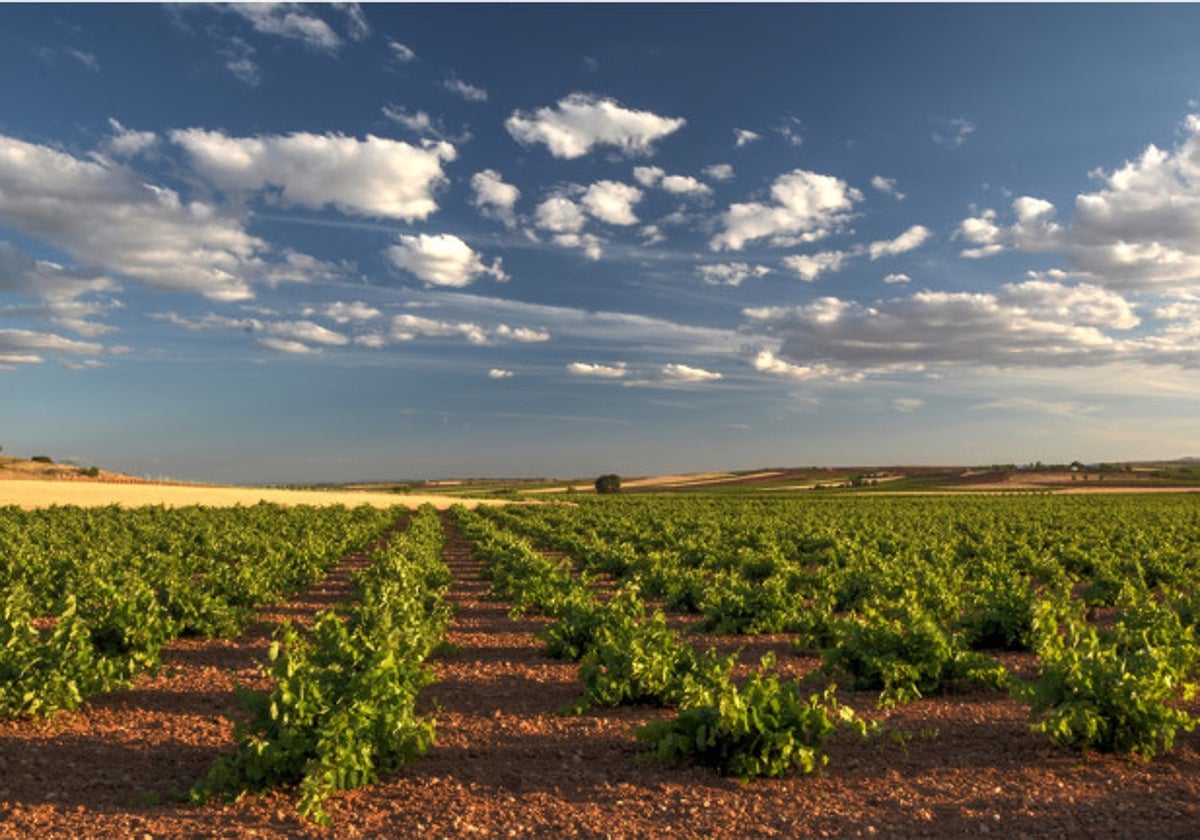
[3,494,1200,837]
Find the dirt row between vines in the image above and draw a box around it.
[3,514,1200,838]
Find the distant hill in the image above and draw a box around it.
[0,455,145,483]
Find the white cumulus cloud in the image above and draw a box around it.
[471,169,521,228]
[750,348,836,381]
[0,134,303,301]
[734,129,760,148]
[581,181,643,226]
[534,195,586,233]
[506,93,685,159]
[661,174,711,196]
[387,234,508,288]
[1066,115,1200,292]
[711,169,863,251]
[783,251,850,282]
[170,129,456,221]
[633,166,664,187]
[104,119,157,158]
[633,166,710,196]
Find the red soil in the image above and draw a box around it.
[2,517,1200,838]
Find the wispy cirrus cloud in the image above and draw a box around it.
[305,301,381,324]
[932,116,975,148]
[871,175,906,200]
[392,314,548,346]
[0,243,121,337]
[659,363,722,384]
[698,262,771,287]
[411,290,752,358]
[0,328,107,368]
[443,76,488,102]
[741,278,1200,382]
[567,361,627,378]
[387,39,416,62]
[702,163,734,181]
[223,3,344,52]
[868,225,932,260]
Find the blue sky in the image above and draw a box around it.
[3,3,1200,483]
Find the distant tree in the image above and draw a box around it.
[31,455,53,464]
[594,474,621,494]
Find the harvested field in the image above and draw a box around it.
[2,513,1200,838]
[0,478,502,511]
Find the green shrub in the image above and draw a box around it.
[823,601,1007,707]
[638,654,870,779]
[1018,599,1198,758]
[568,607,706,713]
[0,589,115,717]
[957,564,1036,651]
[539,588,642,662]
[698,573,798,635]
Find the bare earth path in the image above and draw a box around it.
[4,514,1200,837]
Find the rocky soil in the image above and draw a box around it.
[2,516,1199,838]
